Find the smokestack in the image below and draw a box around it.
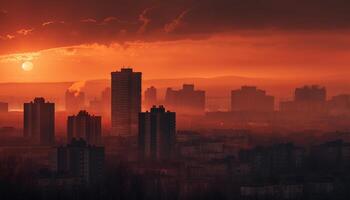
[68,81,86,97]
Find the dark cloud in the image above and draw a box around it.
[1,0,350,54]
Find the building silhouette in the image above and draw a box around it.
[144,86,157,110]
[295,85,326,102]
[165,84,205,115]
[52,138,104,184]
[280,85,327,114]
[139,105,176,161]
[328,94,350,116]
[24,97,55,145]
[0,102,8,113]
[65,90,85,114]
[239,143,305,177]
[231,86,274,112]
[111,68,142,136]
[67,110,102,145]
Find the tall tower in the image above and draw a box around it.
[67,110,102,145]
[138,105,176,161]
[24,97,55,145]
[111,68,142,136]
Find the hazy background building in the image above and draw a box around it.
[101,87,111,116]
[328,94,350,116]
[138,105,176,161]
[0,102,8,113]
[24,97,55,145]
[144,86,157,110]
[65,90,85,114]
[280,85,327,114]
[67,110,101,145]
[231,86,275,113]
[165,84,205,115]
[111,68,141,136]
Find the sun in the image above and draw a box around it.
[22,61,34,71]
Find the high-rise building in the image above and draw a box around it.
[165,84,205,115]
[24,97,55,145]
[231,86,274,112]
[0,102,8,113]
[67,110,102,145]
[52,138,104,184]
[111,68,141,136]
[138,105,176,161]
[65,90,85,114]
[144,86,157,110]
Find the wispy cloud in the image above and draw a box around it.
[137,8,153,34]
[0,34,15,40]
[0,9,8,15]
[164,10,189,33]
[0,52,40,63]
[80,18,97,23]
[17,28,34,36]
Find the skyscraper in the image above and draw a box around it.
[67,110,102,145]
[144,86,157,110]
[52,138,105,184]
[138,105,176,161]
[24,97,55,145]
[231,86,275,112]
[111,68,142,136]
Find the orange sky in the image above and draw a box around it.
[1,31,350,83]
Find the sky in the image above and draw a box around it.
[1,0,350,82]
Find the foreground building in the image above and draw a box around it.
[52,138,105,184]
[67,110,102,145]
[138,106,176,161]
[24,97,55,145]
[111,68,142,136]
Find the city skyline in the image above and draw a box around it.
[2,1,350,199]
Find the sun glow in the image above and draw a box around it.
[22,61,34,71]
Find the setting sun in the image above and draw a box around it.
[21,61,33,71]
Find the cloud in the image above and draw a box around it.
[80,18,97,23]
[17,28,34,36]
[2,0,350,55]
[102,16,118,24]
[137,8,152,34]
[42,21,55,26]
[0,52,40,63]
[0,34,15,40]
[0,9,8,14]
[164,10,189,33]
